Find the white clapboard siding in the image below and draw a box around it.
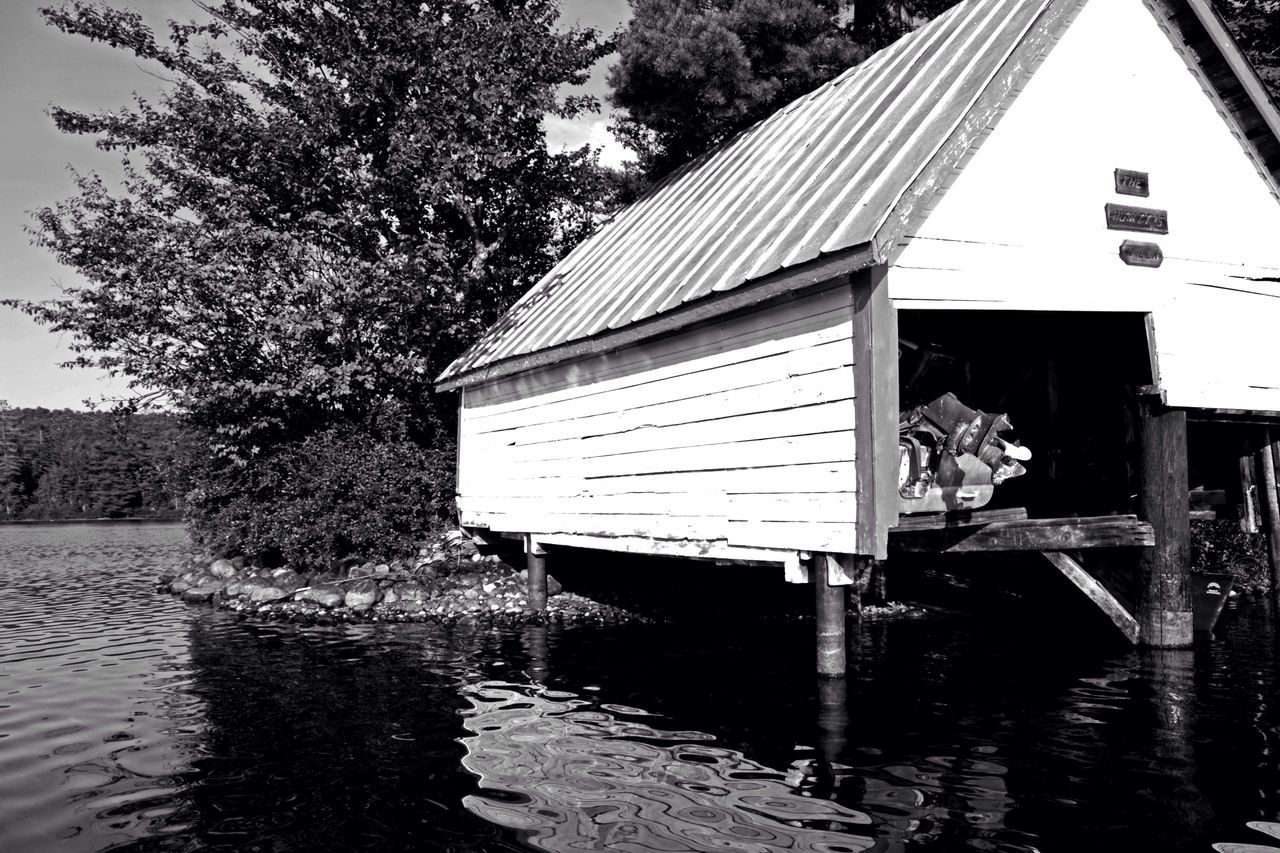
[890,0,1280,412]
[467,400,855,471]
[459,461,858,500]
[466,287,854,414]
[529,533,791,564]
[460,491,857,522]
[458,284,859,550]
[726,520,858,552]
[467,344,853,445]
[469,429,857,484]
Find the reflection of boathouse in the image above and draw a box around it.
[438,0,1280,670]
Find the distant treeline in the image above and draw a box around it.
[0,407,188,521]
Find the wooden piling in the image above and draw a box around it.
[1256,428,1280,600]
[1135,398,1193,647]
[525,536,548,612]
[1239,450,1261,534]
[815,574,847,677]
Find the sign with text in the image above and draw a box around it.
[1105,203,1168,234]
[1119,240,1164,268]
[1114,169,1150,197]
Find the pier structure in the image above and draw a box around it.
[440,0,1280,672]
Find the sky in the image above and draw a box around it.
[0,0,631,410]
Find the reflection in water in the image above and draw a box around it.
[459,682,873,852]
[9,523,1280,853]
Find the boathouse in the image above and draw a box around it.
[437,0,1280,666]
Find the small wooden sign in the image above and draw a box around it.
[1120,240,1163,268]
[1105,203,1169,234]
[1114,169,1150,197]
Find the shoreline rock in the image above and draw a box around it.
[158,530,645,627]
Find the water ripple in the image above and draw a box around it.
[459,682,873,852]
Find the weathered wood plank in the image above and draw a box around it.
[727,520,859,552]
[528,532,792,564]
[467,399,856,467]
[464,287,854,412]
[466,359,853,449]
[465,337,854,438]
[852,265,898,559]
[1041,551,1140,644]
[893,506,1029,532]
[460,462,860,499]
[468,430,858,481]
[460,491,858,524]
[933,515,1155,553]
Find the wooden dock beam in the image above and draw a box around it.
[525,535,548,612]
[1135,398,1193,648]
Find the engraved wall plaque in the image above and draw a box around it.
[1119,240,1163,268]
[1105,203,1168,234]
[1114,169,1150,197]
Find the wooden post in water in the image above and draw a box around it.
[1256,428,1280,601]
[814,565,847,677]
[1239,450,1261,534]
[525,536,548,612]
[1135,398,1193,647]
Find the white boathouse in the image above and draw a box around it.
[438,0,1280,664]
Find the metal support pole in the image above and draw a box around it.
[526,536,547,612]
[815,573,847,677]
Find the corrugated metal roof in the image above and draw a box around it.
[438,0,1055,387]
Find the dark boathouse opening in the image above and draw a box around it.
[895,309,1156,519]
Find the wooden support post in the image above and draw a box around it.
[1135,398,1193,648]
[1256,428,1280,601]
[851,265,899,559]
[815,570,847,678]
[525,536,548,612]
[1239,451,1261,534]
[814,676,848,797]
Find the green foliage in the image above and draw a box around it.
[185,414,452,568]
[0,403,187,520]
[10,1,613,557]
[1216,0,1280,100]
[608,0,957,179]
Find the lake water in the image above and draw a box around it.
[2,522,1279,853]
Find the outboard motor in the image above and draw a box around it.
[899,392,1031,514]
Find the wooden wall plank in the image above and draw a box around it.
[465,287,854,412]
[467,400,856,470]
[727,520,859,552]
[467,354,853,448]
[457,283,861,553]
[458,462,859,499]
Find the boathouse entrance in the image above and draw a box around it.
[894,309,1154,520]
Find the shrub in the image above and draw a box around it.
[185,424,454,569]
[1190,520,1270,593]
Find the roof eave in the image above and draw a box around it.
[435,243,877,392]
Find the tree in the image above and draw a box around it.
[0,402,20,518]
[10,1,611,558]
[1215,0,1280,100]
[608,0,956,180]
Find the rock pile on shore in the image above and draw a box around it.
[158,530,641,625]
